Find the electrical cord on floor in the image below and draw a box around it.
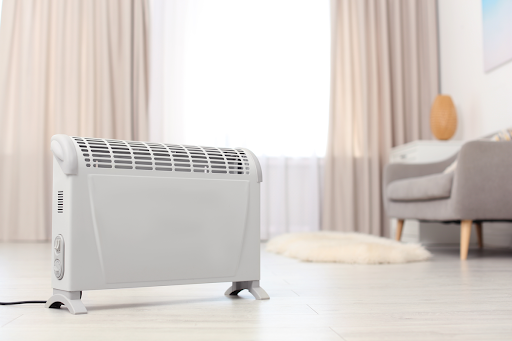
[1,301,46,305]
[1,292,81,306]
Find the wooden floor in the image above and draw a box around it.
[1,243,512,341]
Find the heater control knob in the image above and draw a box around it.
[54,259,64,279]
[53,235,65,280]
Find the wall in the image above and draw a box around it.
[439,0,512,140]
[438,0,512,247]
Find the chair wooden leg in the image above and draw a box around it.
[395,219,404,241]
[475,222,483,249]
[460,220,472,260]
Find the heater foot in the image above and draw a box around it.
[45,289,87,315]
[225,280,269,300]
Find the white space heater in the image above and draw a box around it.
[46,134,268,315]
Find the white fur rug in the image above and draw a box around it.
[266,232,431,264]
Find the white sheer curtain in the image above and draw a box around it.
[149,0,330,239]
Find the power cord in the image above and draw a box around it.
[1,292,82,306]
[1,301,46,305]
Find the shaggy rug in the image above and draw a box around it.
[266,232,431,264]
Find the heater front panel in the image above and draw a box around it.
[87,174,250,285]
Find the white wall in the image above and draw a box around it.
[438,0,512,248]
[439,0,512,140]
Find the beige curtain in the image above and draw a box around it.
[322,0,438,236]
[0,0,149,241]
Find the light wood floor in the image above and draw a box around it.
[1,243,512,341]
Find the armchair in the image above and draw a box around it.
[383,140,512,259]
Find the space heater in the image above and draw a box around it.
[46,134,268,315]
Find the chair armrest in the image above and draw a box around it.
[383,154,457,188]
[452,140,512,219]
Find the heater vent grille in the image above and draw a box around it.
[72,137,250,175]
[57,191,63,213]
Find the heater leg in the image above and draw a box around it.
[225,280,269,300]
[45,289,87,315]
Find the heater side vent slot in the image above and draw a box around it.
[71,137,251,176]
[57,191,64,213]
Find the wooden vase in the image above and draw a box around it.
[430,95,457,140]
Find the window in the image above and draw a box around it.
[150,0,331,157]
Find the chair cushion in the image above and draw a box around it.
[387,172,454,202]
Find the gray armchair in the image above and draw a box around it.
[383,140,512,260]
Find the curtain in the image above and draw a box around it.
[259,157,324,240]
[0,0,150,241]
[148,0,330,239]
[323,0,439,236]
